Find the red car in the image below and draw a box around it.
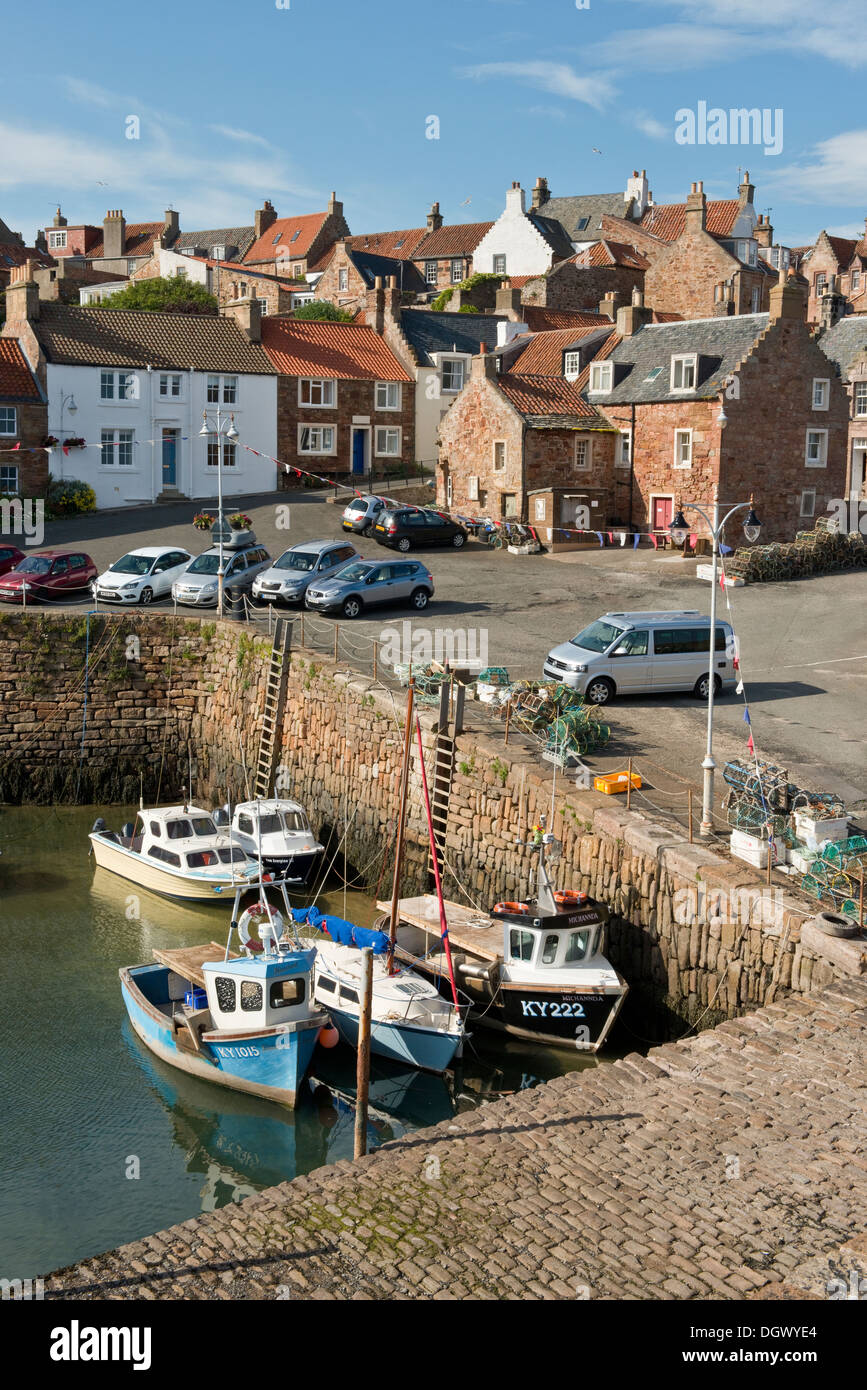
[0,549,98,603]
[0,544,24,577]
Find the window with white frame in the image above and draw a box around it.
[101,428,134,466]
[298,425,334,454]
[468,476,479,501]
[800,488,816,518]
[812,378,830,410]
[441,359,465,393]
[338,268,348,292]
[256,298,268,316]
[425,261,438,285]
[159,373,182,399]
[534,496,546,521]
[805,429,828,467]
[375,426,401,456]
[212,245,226,261]
[492,254,506,275]
[493,441,506,471]
[815,273,827,295]
[617,429,632,468]
[674,429,693,468]
[564,351,581,379]
[100,370,137,401]
[298,378,336,407]
[853,269,862,292]
[293,264,303,278]
[207,438,237,467]
[671,355,697,391]
[0,406,17,436]
[589,362,612,393]
[175,266,187,279]
[854,382,867,417]
[575,438,591,470]
[375,381,402,411]
[48,230,67,249]
[0,463,19,492]
[451,259,463,284]
[206,375,237,404]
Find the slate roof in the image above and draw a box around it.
[587,314,768,404]
[33,304,276,374]
[504,326,613,376]
[399,310,505,365]
[497,373,610,427]
[537,193,635,240]
[412,222,495,260]
[345,228,428,261]
[638,199,741,242]
[347,247,424,290]
[527,212,576,260]
[87,222,164,260]
[817,317,867,378]
[174,226,255,261]
[0,339,43,400]
[244,213,328,264]
[261,319,411,381]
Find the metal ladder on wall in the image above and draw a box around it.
[253,617,291,801]
[425,678,465,887]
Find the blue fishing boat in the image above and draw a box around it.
[120,888,328,1108]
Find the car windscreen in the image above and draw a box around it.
[346,500,366,513]
[110,554,153,576]
[16,557,53,574]
[569,620,627,653]
[188,554,221,574]
[274,551,317,571]
[336,563,372,582]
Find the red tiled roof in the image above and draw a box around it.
[639,199,741,241]
[506,327,610,376]
[344,228,428,261]
[244,213,328,265]
[497,372,604,421]
[506,275,535,288]
[412,222,494,260]
[0,243,52,272]
[826,234,858,268]
[652,310,683,322]
[522,307,611,332]
[87,222,164,260]
[572,239,649,271]
[261,318,412,381]
[0,339,42,400]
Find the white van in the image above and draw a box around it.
[543,610,735,705]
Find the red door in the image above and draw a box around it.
[651,496,673,532]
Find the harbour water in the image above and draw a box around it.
[0,804,617,1279]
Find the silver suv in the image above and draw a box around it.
[252,539,358,606]
[172,541,272,607]
[305,558,434,619]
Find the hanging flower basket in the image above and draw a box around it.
[229,512,252,530]
[42,435,59,449]
[192,512,212,532]
[63,437,86,449]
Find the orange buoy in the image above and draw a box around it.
[492,901,530,915]
[318,1024,340,1049]
[554,890,587,908]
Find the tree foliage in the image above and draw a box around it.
[292,299,355,322]
[90,276,218,315]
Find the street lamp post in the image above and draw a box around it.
[670,489,762,837]
[56,392,77,481]
[199,407,238,618]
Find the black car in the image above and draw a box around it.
[373,507,467,552]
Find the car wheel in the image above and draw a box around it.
[452,532,466,549]
[362,523,374,538]
[397,536,411,552]
[139,587,153,605]
[585,677,615,706]
[342,595,362,619]
[693,673,722,699]
[410,587,429,611]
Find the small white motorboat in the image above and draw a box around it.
[90,804,259,902]
[215,799,324,887]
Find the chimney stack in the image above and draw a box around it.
[505,182,526,216]
[1,262,45,379]
[426,201,443,233]
[495,280,524,320]
[254,200,277,239]
[53,207,67,229]
[531,177,550,211]
[327,190,343,221]
[102,209,126,262]
[615,288,653,337]
[770,264,808,324]
[472,346,499,382]
[599,289,629,320]
[738,170,755,208]
[684,182,706,235]
[754,213,773,249]
[817,273,846,330]
[367,275,400,335]
[222,294,262,343]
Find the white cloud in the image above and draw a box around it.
[525,105,568,121]
[765,130,867,205]
[629,110,668,140]
[209,125,275,151]
[457,61,614,111]
[63,78,116,108]
[586,24,751,72]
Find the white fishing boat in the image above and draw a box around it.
[89,805,259,902]
[214,799,324,887]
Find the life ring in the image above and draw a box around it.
[554,890,588,908]
[493,901,530,915]
[238,904,284,952]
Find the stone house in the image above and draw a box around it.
[1,264,278,509]
[518,240,648,315]
[44,206,179,277]
[817,316,867,501]
[410,205,495,293]
[801,225,867,324]
[242,195,350,280]
[529,170,651,243]
[313,241,424,314]
[260,313,414,487]
[0,213,52,292]
[471,183,576,279]
[591,275,849,542]
[129,248,304,315]
[0,338,48,497]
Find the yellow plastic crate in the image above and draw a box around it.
[594,770,642,795]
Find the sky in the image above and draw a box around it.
[1,0,865,251]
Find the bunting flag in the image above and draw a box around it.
[619,532,626,547]
[747,733,755,754]
[595,531,604,547]
[743,707,751,725]
[736,679,744,694]
[607,530,614,543]
[649,535,658,549]
[633,533,640,549]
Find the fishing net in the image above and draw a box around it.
[728,520,867,584]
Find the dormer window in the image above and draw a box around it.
[670,355,697,392]
[48,230,67,249]
[589,362,612,393]
[212,244,225,261]
[564,351,582,380]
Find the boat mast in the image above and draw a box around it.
[387,679,415,974]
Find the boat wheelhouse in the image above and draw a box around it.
[216,800,324,886]
[90,804,259,902]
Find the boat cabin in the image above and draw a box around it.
[201,950,316,1030]
[130,805,251,873]
[505,920,602,970]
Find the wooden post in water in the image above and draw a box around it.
[354,947,373,1159]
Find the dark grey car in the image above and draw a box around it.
[304,559,434,619]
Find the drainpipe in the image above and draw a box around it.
[147,364,155,503]
[628,402,636,531]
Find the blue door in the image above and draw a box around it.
[351,429,366,476]
[162,429,178,487]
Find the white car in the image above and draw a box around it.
[94,547,193,605]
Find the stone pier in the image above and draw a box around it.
[45,978,867,1301]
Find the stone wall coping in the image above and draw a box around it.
[800,920,867,976]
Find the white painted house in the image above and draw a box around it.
[3,275,278,509]
[472,183,576,279]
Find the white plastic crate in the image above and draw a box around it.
[793,813,850,851]
[730,829,787,869]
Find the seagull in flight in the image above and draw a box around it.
[591,147,603,155]
[460,197,472,206]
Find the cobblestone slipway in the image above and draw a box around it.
[46,978,867,1301]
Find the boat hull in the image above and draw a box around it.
[92,835,256,902]
[260,849,323,886]
[120,967,324,1107]
[324,1001,462,1075]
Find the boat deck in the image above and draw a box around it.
[377,895,504,964]
[151,942,239,988]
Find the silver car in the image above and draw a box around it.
[172,542,272,608]
[305,558,434,619]
[341,495,389,535]
[252,539,358,606]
